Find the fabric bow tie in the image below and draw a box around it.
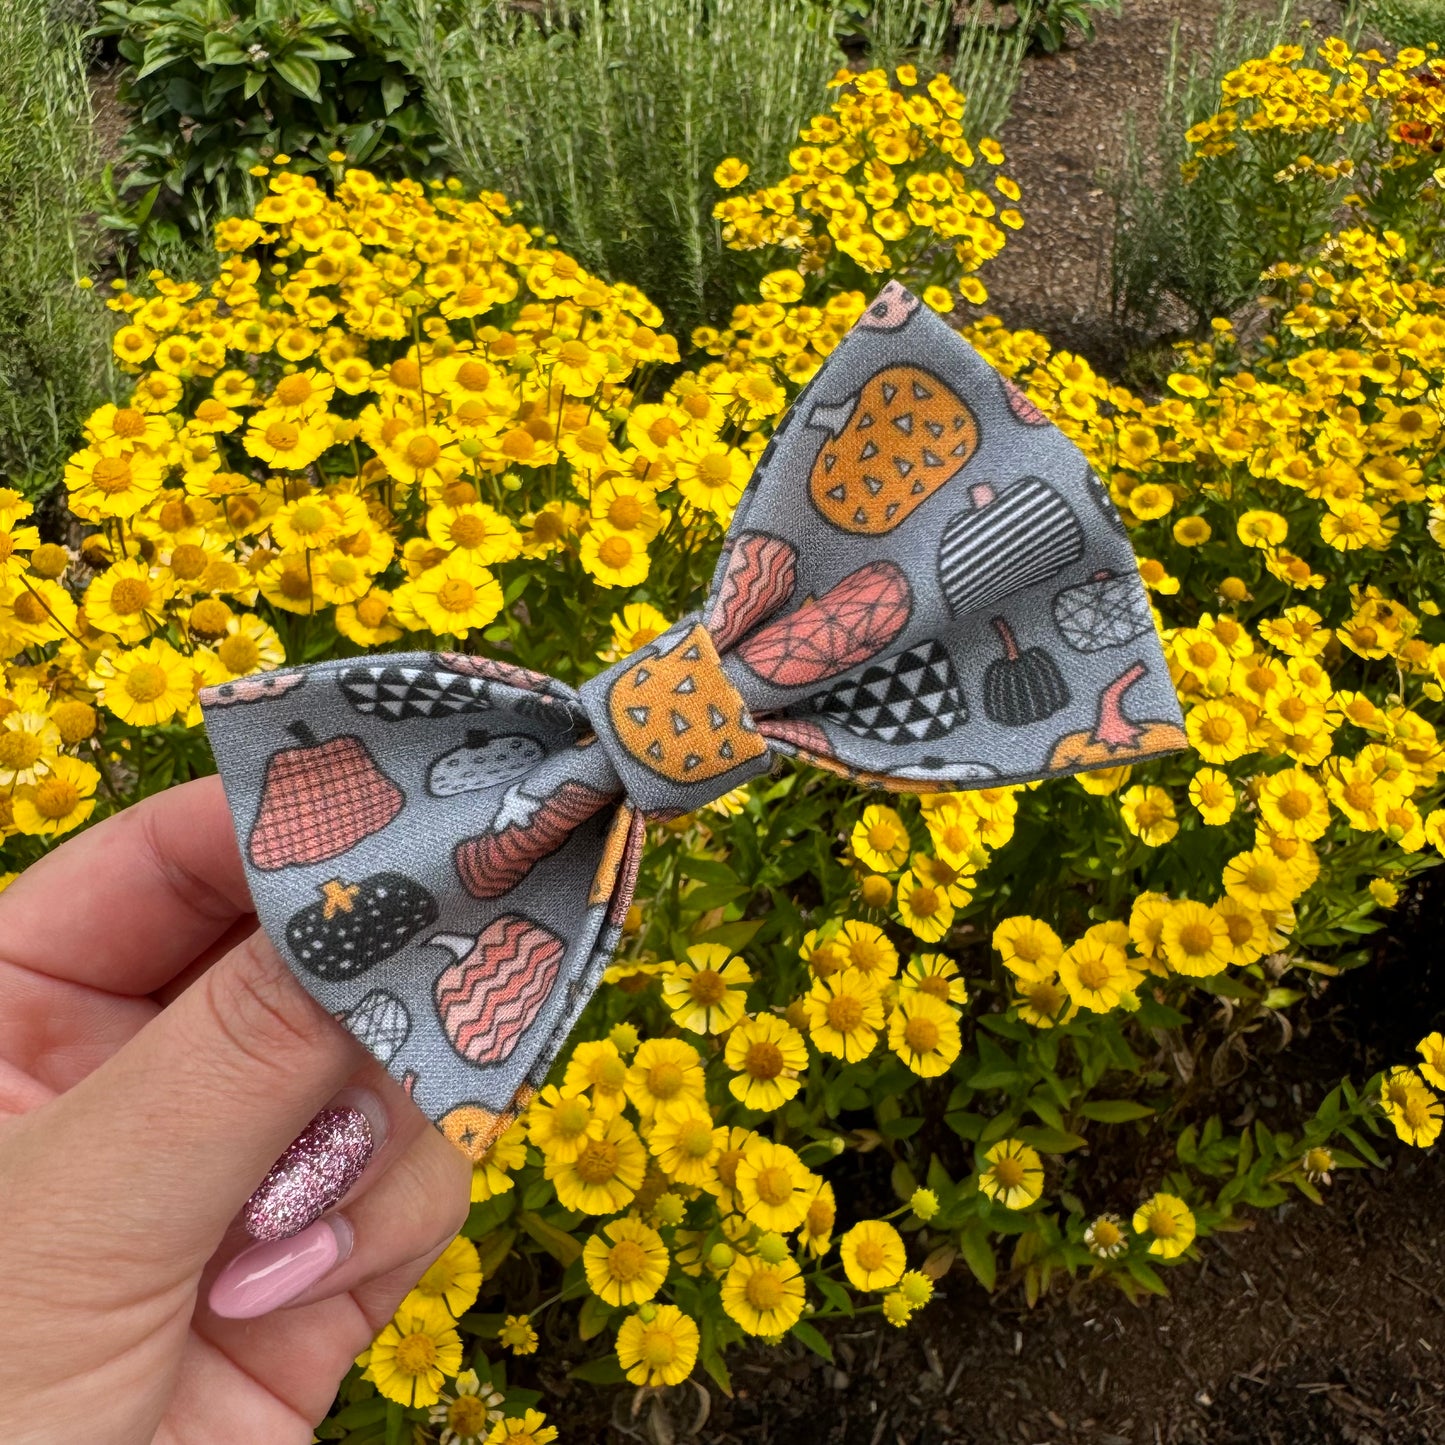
[201,282,1186,1160]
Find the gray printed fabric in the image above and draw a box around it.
[200,281,1186,1161]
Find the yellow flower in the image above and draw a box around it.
[428,1368,505,1445]
[895,868,955,941]
[1188,767,1236,824]
[1132,1193,1196,1258]
[1013,972,1074,1028]
[1236,509,1288,548]
[852,803,910,870]
[412,1236,483,1319]
[1119,784,1179,846]
[735,1138,817,1231]
[401,553,503,636]
[726,1012,807,1110]
[887,991,961,1077]
[428,502,523,564]
[900,952,969,1007]
[616,1303,700,1387]
[661,943,753,1034]
[1257,766,1331,840]
[802,969,884,1061]
[589,476,664,542]
[992,914,1063,979]
[1057,935,1136,1012]
[714,158,751,188]
[498,1314,538,1356]
[1160,899,1231,977]
[1417,1033,1445,1091]
[1223,846,1305,911]
[470,1118,527,1202]
[721,1252,805,1337]
[524,1084,596,1165]
[1084,1212,1128,1259]
[605,601,671,659]
[579,526,651,587]
[93,639,194,726]
[583,1217,669,1306]
[646,1103,726,1187]
[625,1036,706,1119]
[485,1409,556,1445]
[563,1038,629,1114]
[544,1112,646,1213]
[12,754,100,837]
[242,407,335,469]
[0,707,60,786]
[836,918,900,980]
[979,1138,1043,1210]
[673,437,750,521]
[800,1180,837,1258]
[364,1302,464,1407]
[839,1219,906,1291]
[1186,699,1251,763]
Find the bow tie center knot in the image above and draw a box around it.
[578,619,772,817]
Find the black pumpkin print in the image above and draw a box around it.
[427,730,546,797]
[982,617,1071,727]
[286,873,439,982]
[1052,569,1153,653]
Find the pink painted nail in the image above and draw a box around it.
[243,1091,381,1242]
[208,1216,352,1319]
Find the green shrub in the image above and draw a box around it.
[94,0,447,257]
[0,0,115,497]
[1355,0,1445,50]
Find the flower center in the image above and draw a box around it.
[827,995,864,1031]
[903,1016,940,1052]
[390,358,422,389]
[606,495,644,529]
[407,434,442,468]
[607,1239,648,1282]
[598,534,633,568]
[218,634,260,673]
[855,1240,887,1271]
[450,513,488,547]
[274,374,313,406]
[437,578,477,612]
[560,340,590,366]
[908,885,941,917]
[92,456,133,493]
[991,1156,1025,1189]
[1244,862,1278,893]
[1077,955,1112,990]
[698,454,732,486]
[689,969,727,1005]
[532,510,565,542]
[31,777,80,819]
[679,1120,713,1157]
[456,360,493,391]
[109,578,153,615]
[264,421,299,450]
[356,595,390,628]
[1278,789,1311,820]
[0,733,41,768]
[753,1165,794,1207]
[170,543,208,578]
[1200,716,1234,744]
[112,407,147,437]
[554,1098,591,1137]
[393,1332,438,1374]
[125,662,170,703]
[575,1138,620,1184]
[648,417,680,447]
[646,1061,685,1099]
[13,592,47,625]
[1146,1209,1177,1238]
[189,599,232,636]
[744,1041,784,1080]
[745,1269,786,1311]
[1178,922,1213,956]
[449,1396,489,1433]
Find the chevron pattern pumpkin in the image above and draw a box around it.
[433,916,565,1065]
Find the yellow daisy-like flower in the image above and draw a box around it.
[484,1409,556,1445]
[1119,784,1179,846]
[524,1084,596,1165]
[673,436,750,521]
[589,476,664,542]
[583,1216,669,1307]
[1214,895,1270,967]
[364,1303,465,1408]
[470,1118,528,1203]
[604,601,671,660]
[1222,846,1305,912]
[1188,767,1236,824]
[498,1314,538,1356]
[1057,935,1136,1012]
[428,502,523,565]
[900,952,969,1006]
[661,942,753,1034]
[725,1012,807,1110]
[1257,766,1331,841]
[336,588,404,647]
[242,407,335,470]
[1186,699,1251,763]
[544,1112,646,1214]
[735,1138,818,1232]
[925,799,984,866]
[836,918,900,980]
[839,1219,906,1291]
[12,754,100,837]
[979,1138,1044,1210]
[1013,972,1074,1028]
[402,553,504,637]
[1084,1212,1129,1259]
[0,707,60,786]
[1159,899,1232,977]
[851,803,910,871]
[720,1252,805,1337]
[895,868,955,941]
[1132,1192,1196,1259]
[646,1103,726,1187]
[1237,509,1288,548]
[888,991,961,1077]
[802,969,884,1061]
[992,914,1064,979]
[800,1180,837,1258]
[616,1303,700,1387]
[412,1235,483,1319]
[428,1367,505,1445]
[1418,1032,1445,1092]
[579,526,651,588]
[625,1036,706,1119]
[562,1038,629,1115]
[93,638,194,726]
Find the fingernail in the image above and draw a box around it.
[243,1090,382,1243]
[209,1215,353,1319]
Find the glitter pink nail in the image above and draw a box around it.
[243,1105,373,1242]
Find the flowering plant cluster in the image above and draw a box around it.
[2,51,1444,1439]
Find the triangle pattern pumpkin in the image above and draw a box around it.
[608,623,767,784]
[809,365,979,534]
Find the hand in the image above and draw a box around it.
[0,776,471,1444]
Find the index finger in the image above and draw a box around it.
[0,775,254,995]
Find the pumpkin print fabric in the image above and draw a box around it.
[200,283,1185,1159]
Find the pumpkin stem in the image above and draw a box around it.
[990,616,1020,661]
[1091,663,1146,750]
[464,729,491,748]
[287,721,318,747]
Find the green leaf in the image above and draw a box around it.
[692,918,763,951]
[569,1354,627,1384]
[577,1293,614,1341]
[517,1210,583,1266]
[813,1274,854,1316]
[791,1321,834,1361]
[1018,1125,1088,1154]
[1079,1099,1155,1123]
[273,53,322,101]
[1125,1257,1169,1296]
[957,1224,996,1292]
